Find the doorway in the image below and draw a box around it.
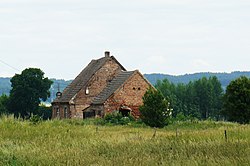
[119,106,132,117]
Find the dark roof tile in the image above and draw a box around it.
[53,56,126,103]
[92,71,135,104]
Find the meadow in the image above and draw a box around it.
[0,116,250,166]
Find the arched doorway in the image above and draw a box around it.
[119,106,132,117]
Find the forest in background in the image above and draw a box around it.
[1,71,250,102]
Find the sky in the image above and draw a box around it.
[0,0,250,80]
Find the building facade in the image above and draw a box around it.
[52,52,153,119]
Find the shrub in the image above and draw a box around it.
[104,111,134,125]
[29,114,42,124]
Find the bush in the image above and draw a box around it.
[0,95,9,115]
[37,105,52,120]
[29,114,42,124]
[104,111,134,125]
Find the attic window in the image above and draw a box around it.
[85,87,89,95]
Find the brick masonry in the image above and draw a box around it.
[52,58,123,119]
[103,71,152,119]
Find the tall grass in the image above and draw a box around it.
[0,115,249,165]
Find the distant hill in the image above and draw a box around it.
[144,71,250,89]
[0,78,71,103]
[1,71,250,102]
[0,77,11,96]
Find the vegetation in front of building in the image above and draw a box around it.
[139,88,171,128]
[0,115,250,166]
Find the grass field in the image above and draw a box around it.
[0,116,250,166]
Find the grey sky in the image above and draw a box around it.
[1,0,250,80]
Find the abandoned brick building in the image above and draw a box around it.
[52,52,153,119]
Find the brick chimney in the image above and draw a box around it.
[104,51,110,57]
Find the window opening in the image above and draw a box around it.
[64,107,68,118]
[56,107,60,117]
[85,87,89,95]
[119,106,132,117]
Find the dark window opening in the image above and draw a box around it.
[64,107,68,118]
[56,108,60,117]
[133,87,136,90]
[119,110,130,117]
[138,87,141,90]
[83,110,95,119]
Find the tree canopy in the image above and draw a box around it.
[139,88,171,128]
[8,68,53,118]
[155,76,223,120]
[222,76,250,124]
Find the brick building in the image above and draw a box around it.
[52,52,153,119]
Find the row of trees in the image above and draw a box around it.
[155,76,223,120]
[0,67,249,126]
[140,76,250,127]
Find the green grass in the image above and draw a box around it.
[0,115,250,166]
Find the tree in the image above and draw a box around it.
[155,76,223,120]
[0,94,9,115]
[139,88,171,128]
[8,68,53,118]
[222,76,250,124]
[209,76,223,119]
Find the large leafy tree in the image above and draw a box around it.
[222,76,250,124]
[139,88,171,128]
[8,68,53,118]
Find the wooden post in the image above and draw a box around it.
[224,130,227,142]
[152,128,156,139]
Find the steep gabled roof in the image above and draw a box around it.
[92,71,135,104]
[53,56,126,103]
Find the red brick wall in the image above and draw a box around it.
[52,103,70,119]
[71,58,123,118]
[104,71,152,119]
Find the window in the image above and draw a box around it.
[56,107,60,117]
[133,87,136,90]
[64,107,68,118]
[83,110,95,119]
[85,87,89,95]
[138,87,141,90]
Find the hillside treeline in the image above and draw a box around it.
[156,76,223,120]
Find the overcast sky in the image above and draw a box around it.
[0,0,250,80]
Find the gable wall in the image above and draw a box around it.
[71,59,123,118]
[104,72,152,118]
